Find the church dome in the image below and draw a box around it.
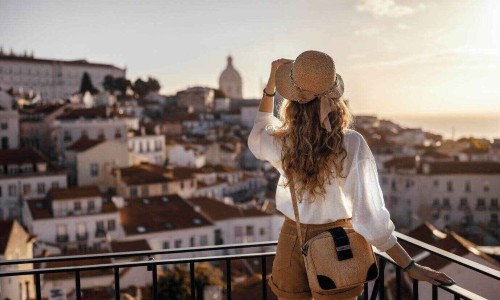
[219,55,243,99]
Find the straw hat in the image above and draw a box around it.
[275,50,344,132]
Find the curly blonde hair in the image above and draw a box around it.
[270,96,353,202]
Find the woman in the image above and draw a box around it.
[248,50,455,300]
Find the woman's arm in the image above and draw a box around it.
[259,58,293,113]
[385,242,455,286]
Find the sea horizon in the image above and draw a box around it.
[372,113,500,141]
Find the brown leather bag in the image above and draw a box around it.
[287,174,379,296]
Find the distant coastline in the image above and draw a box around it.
[377,113,500,140]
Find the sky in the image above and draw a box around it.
[1,0,500,118]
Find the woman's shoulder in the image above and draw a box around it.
[343,128,372,158]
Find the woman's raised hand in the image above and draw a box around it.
[271,58,293,73]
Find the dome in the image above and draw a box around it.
[219,55,243,99]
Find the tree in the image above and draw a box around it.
[156,262,224,300]
[147,77,161,92]
[115,77,131,96]
[102,75,116,94]
[79,72,99,95]
[132,78,149,99]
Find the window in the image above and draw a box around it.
[0,122,7,130]
[446,181,453,192]
[162,183,168,193]
[390,179,397,191]
[246,225,254,236]
[98,129,105,140]
[260,228,266,236]
[115,128,122,139]
[90,163,99,177]
[130,187,138,197]
[8,184,17,197]
[74,201,81,211]
[442,198,451,210]
[465,181,471,192]
[63,131,72,142]
[431,198,440,208]
[51,182,59,188]
[57,224,68,235]
[235,226,243,238]
[108,219,116,231]
[490,214,499,225]
[96,221,105,231]
[459,198,468,210]
[174,239,182,248]
[190,236,195,247]
[81,130,88,139]
[37,183,45,195]
[163,241,170,249]
[22,184,31,196]
[491,198,498,210]
[433,179,439,187]
[0,186,2,197]
[477,198,486,210]
[88,200,95,212]
[200,235,208,246]
[141,186,149,197]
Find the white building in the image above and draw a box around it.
[0,220,35,300]
[240,105,259,129]
[51,107,128,158]
[0,107,19,150]
[176,86,215,112]
[23,186,122,255]
[127,127,166,166]
[65,139,130,188]
[218,55,243,99]
[0,52,125,99]
[381,158,500,232]
[0,148,67,220]
[168,144,206,168]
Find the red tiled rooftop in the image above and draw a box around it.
[49,186,101,200]
[0,148,48,165]
[187,196,270,221]
[119,194,213,236]
[66,137,104,152]
[110,239,151,253]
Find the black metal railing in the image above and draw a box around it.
[0,232,499,300]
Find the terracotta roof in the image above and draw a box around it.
[187,196,270,221]
[66,137,103,152]
[0,220,14,254]
[196,178,226,188]
[57,107,117,120]
[49,186,101,200]
[420,161,500,174]
[383,156,416,170]
[26,197,117,220]
[118,165,169,185]
[39,251,113,280]
[0,148,48,165]
[119,194,213,236]
[110,240,151,253]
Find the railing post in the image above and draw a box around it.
[395,265,401,300]
[261,256,267,300]
[75,270,81,300]
[432,284,438,300]
[152,263,158,300]
[226,259,232,300]
[114,267,120,300]
[413,279,419,300]
[378,259,386,300]
[190,261,196,300]
[35,273,41,300]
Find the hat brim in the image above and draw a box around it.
[275,62,344,102]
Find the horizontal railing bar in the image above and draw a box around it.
[394,232,500,280]
[377,252,488,300]
[0,251,277,277]
[0,240,278,266]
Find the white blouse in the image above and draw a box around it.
[248,111,398,252]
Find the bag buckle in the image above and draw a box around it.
[336,245,351,251]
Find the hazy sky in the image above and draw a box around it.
[1,0,499,117]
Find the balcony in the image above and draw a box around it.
[0,231,498,300]
[76,232,89,241]
[95,229,107,238]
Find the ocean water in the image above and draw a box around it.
[381,114,500,140]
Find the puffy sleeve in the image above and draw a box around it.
[344,144,398,252]
[247,111,283,169]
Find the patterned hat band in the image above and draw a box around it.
[289,68,343,104]
[289,68,344,132]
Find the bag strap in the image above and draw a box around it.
[287,173,305,249]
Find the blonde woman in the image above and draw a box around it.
[248,50,454,300]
